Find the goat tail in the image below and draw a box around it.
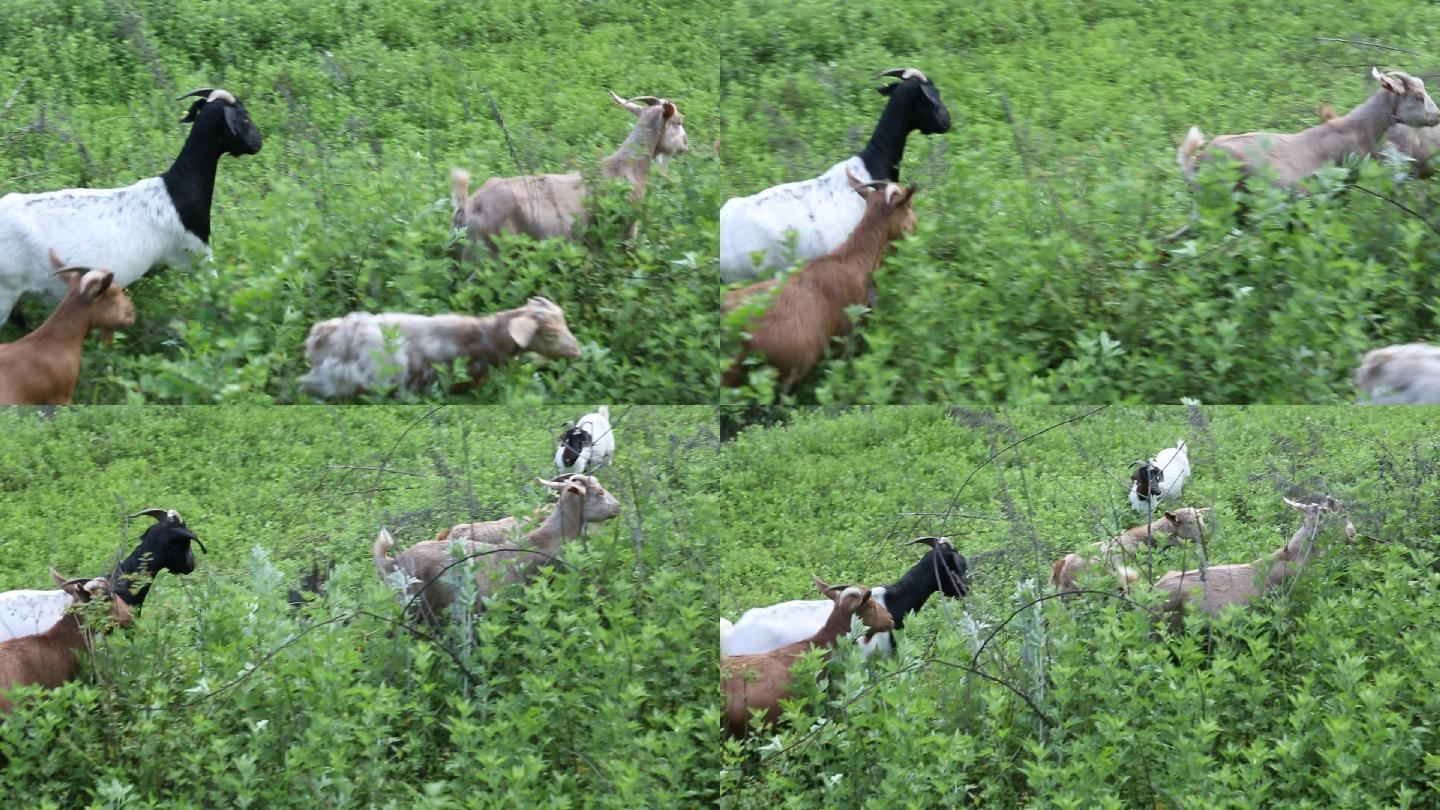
[1050,558,1068,590]
[372,528,397,578]
[1117,565,1140,592]
[450,168,472,211]
[1177,126,1206,177]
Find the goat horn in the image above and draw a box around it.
[130,508,178,522]
[626,95,664,106]
[52,268,86,280]
[876,68,930,84]
[176,88,236,104]
[906,536,944,548]
[536,477,567,490]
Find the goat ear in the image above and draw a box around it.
[899,184,919,206]
[1164,511,1178,523]
[81,271,114,300]
[812,574,835,598]
[845,168,872,197]
[223,105,245,137]
[50,567,67,586]
[508,315,538,348]
[1374,67,1403,94]
[876,83,896,97]
[661,100,676,119]
[48,248,66,271]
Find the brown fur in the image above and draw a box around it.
[373,475,621,619]
[0,251,135,405]
[1179,70,1440,189]
[1051,507,1211,593]
[451,94,688,257]
[1150,498,1348,633]
[722,578,894,738]
[722,173,918,390]
[0,574,132,713]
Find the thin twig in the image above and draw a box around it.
[1314,37,1420,57]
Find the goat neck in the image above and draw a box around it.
[523,486,586,559]
[857,92,918,181]
[875,554,949,630]
[1327,88,1403,158]
[160,125,225,244]
[601,114,660,193]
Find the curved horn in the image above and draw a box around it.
[176,88,236,104]
[130,508,179,523]
[906,536,945,548]
[52,268,86,281]
[1129,460,1147,469]
[537,477,567,490]
[876,67,930,84]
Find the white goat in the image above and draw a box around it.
[1130,439,1190,514]
[719,69,950,283]
[554,406,614,475]
[1355,342,1440,404]
[0,89,262,324]
[298,297,581,399]
[0,585,74,642]
[1178,68,1440,190]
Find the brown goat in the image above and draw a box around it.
[1051,507,1211,593]
[722,578,894,739]
[0,250,135,405]
[0,572,132,713]
[451,92,688,257]
[1150,497,1351,633]
[721,169,917,390]
[373,475,621,620]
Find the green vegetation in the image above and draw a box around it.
[0,406,716,805]
[716,406,1440,806]
[721,0,1440,404]
[0,0,719,403]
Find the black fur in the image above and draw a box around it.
[162,94,263,244]
[1131,462,1164,501]
[287,561,333,608]
[876,539,969,630]
[858,77,952,182]
[559,426,590,468]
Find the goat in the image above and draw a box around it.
[0,507,203,643]
[1355,342,1440,404]
[450,92,688,257]
[1319,103,1439,179]
[373,475,620,620]
[555,406,615,475]
[1150,497,1349,633]
[1179,69,1440,191]
[286,561,334,609]
[720,68,950,282]
[0,573,132,713]
[721,170,917,391]
[1130,439,1190,514]
[720,536,967,657]
[0,250,135,405]
[0,88,262,325]
[1050,507,1211,593]
[722,578,894,738]
[298,296,581,399]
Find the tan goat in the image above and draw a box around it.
[1179,68,1440,189]
[722,578,894,738]
[0,250,135,405]
[1051,507,1211,593]
[0,572,132,713]
[373,475,621,620]
[721,169,917,391]
[298,296,581,399]
[1355,342,1440,404]
[1150,497,1352,633]
[451,92,688,257]
[1320,103,1440,179]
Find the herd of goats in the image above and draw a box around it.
[719,438,1358,738]
[0,406,619,711]
[1,67,1437,400]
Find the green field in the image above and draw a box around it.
[715,406,1440,805]
[0,406,716,805]
[0,0,719,403]
[721,0,1440,404]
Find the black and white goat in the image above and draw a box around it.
[719,536,969,656]
[554,406,614,475]
[0,88,263,324]
[719,68,950,282]
[0,508,205,642]
[1129,439,1190,514]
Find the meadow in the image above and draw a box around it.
[0,405,717,805]
[715,406,1440,806]
[720,0,1440,404]
[0,0,719,404]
